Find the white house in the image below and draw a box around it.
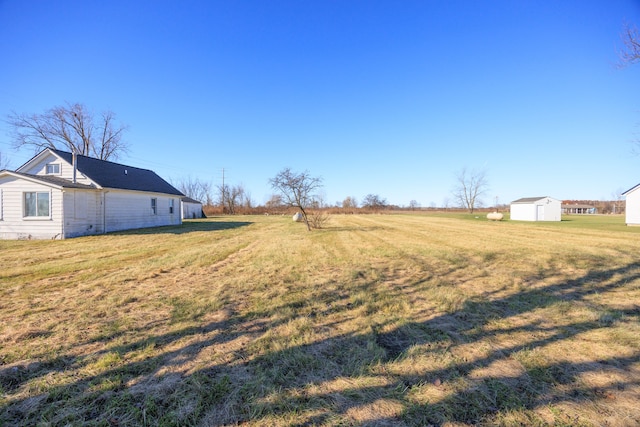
[622,183,640,226]
[510,196,561,222]
[181,196,204,219]
[0,148,184,239]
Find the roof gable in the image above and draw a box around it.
[622,183,640,196]
[44,149,183,196]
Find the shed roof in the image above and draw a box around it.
[181,196,202,204]
[511,197,549,204]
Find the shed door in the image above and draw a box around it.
[537,205,544,221]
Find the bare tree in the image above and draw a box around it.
[452,168,489,214]
[362,194,387,210]
[0,151,9,170]
[174,176,212,205]
[265,194,284,211]
[217,183,248,214]
[342,196,358,209]
[409,200,420,210]
[619,22,640,67]
[269,168,323,231]
[6,102,129,160]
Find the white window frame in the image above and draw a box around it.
[46,163,61,175]
[169,198,174,214]
[23,190,51,219]
[0,189,3,220]
[151,198,157,215]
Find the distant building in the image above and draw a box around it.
[510,197,561,222]
[182,196,204,219]
[561,203,596,214]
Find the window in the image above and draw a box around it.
[151,198,157,215]
[169,199,174,214]
[24,192,50,217]
[46,163,60,174]
[0,189,3,220]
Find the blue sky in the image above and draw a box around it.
[1,0,639,207]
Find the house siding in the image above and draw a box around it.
[0,175,63,239]
[104,190,181,233]
[62,190,103,238]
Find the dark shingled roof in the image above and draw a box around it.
[52,150,183,196]
[8,171,96,189]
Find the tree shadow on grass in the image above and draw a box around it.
[2,260,640,425]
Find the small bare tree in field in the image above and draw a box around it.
[6,102,129,161]
[269,168,323,231]
[452,167,489,214]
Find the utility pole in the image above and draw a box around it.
[221,168,225,213]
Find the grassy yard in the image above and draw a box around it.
[1,214,639,426]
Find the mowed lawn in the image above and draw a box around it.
[1,214,639,426]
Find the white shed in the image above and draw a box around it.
[622,183,640,226]
[181,196,204,219]
[510,196,561,222]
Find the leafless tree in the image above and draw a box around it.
[362,194,387,210]
[217,183,248,214]
[452,167,489,214]
[174,176,212,205]
[269,168,323,231]
[0,151,10,170]
[265,194,284,211]
[409,200,420,210]
[619,22,640,67]
[342,196,358,209]
[6,102,129,160]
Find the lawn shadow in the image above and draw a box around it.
[108,219,252,235]
[2,259,640,425]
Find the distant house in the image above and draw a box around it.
[510,196,561,222]
[561,203,596,214]
[622,183,640,226]
[0,148,184,239]
[182,196,204,219]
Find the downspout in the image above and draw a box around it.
[60,189,65,239]
[102,191,108,234]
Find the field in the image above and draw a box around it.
[1,213,639,426]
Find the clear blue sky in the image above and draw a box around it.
[1,0,639,207]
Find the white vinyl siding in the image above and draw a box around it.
[0,176,62,239]
[624,186,640,225]
[0,189,3,220]
[103,191,181,233]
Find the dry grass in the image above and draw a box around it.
[1,214,639,426]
